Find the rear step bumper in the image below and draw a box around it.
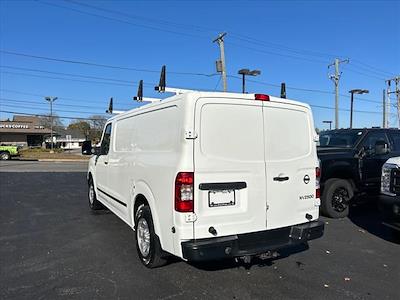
[181,220,324,261]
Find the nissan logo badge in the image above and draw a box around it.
[303,175,310,184]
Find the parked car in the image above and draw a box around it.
[379,157,400,237]
[318,128,400,218]
[86,91,324,268]
[0,145,19,160]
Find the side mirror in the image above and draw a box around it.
[81,140,92,155]
[374,140,389,156]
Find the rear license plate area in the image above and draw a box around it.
[208,190,235,207]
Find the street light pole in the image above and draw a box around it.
[238,69,261,93]
[350,92,354,129]
[348,89,369,128]
[323,120,332,130]
[45,96,58,153]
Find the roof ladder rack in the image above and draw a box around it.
[133,80,161,103]
[106,97,125,114]
[154,65,196,95]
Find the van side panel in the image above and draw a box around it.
[108,105,183,254]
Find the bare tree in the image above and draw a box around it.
[39,114,65,134]
[88,115,107,142]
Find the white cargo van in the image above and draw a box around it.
[87,91,324,268]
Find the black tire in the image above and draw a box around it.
[135,205,167,268]
[0,151,11,160]
[390,228,400,241]
[321,178,353,218]
[88,179,103,210]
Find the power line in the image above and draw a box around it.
[341,66,386,81]
[228,75,381,104]
[0,88,134,105]
[37,0,396,77]
[1,71,137,87]
[310,104,395,116]
[0,65,153,86]
[0,103,109,115]
[64,0,394,77]
[65,0,216,34]
[0,97,132,111]
[0,109,108,121]
[39,0,208,40]
[0,50,218,77]
[1,94,386,117]
[351,59,396,77]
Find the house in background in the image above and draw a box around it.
[45,128,87,150]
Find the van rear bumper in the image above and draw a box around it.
[181,220,324,261]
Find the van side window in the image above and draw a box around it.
[101,123,112,155]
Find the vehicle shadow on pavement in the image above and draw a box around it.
[187,244,309,271]
[348,201,400,244]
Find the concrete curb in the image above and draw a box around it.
[38,159,89,162]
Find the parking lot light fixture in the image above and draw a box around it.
[238,69,261,93]
[323,120,333,130]
[349,89,369,128]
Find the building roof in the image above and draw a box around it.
[0,115,53,134]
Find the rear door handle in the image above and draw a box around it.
[273,176,289,182]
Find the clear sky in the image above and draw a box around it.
[1,0,399,129]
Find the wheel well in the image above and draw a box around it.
[134,194,149,216]
[323,177,356,194]
[87,172,93,183]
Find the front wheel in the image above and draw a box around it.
[0,151,11,160]
[88,179,103,210]
[135,205,167,268]
[321,178,354,218]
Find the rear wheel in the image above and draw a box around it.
[0,151,11,160]
[321,178,353,218]
[88,179,103,210]
[135,205,167,268]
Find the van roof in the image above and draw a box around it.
[107,91,311,121]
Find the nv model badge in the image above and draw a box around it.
[303,175,310,184]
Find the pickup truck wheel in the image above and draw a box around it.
[135,205,167,268]
[88,180,103,210]
[0,151,11,160]
[321,179,353,218]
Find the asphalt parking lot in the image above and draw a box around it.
[0,161,399,300]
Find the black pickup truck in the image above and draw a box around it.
[318,128,400,218]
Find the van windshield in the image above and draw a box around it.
[319,130,363,148]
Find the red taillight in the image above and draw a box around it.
[255,94,270,101]
[316,167,321,198]
[175,172,194,212]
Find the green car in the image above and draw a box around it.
[0,145,19,160]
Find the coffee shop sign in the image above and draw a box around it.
[0,124,29,129]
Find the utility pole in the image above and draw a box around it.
[396,77,400,128]
[383,89,386,128]
[385,76,400,128]
[213,32,227,92]
[45,96,58,153]
[328,58,349,129]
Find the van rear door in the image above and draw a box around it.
[262,100,318,229]
[193,97,267,239]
